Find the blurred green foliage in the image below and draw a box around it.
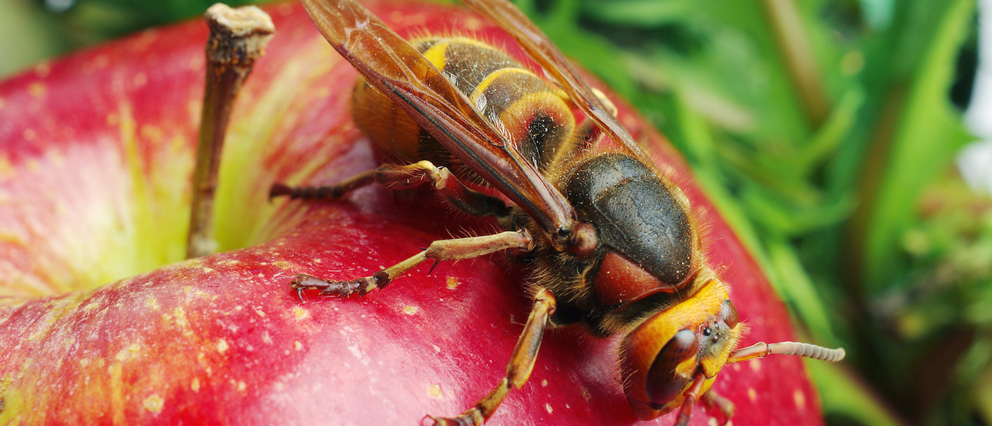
[0,0,256,77]
[514,0,983,425]
[4,0,990,424]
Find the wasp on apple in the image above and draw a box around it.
[269,0,846,424]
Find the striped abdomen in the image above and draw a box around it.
[351,36,576,178]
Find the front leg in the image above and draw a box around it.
[701,389,735,425]
[430,288,557,426]
[673,373,707,426]
[292,230,533,299]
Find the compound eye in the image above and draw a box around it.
[645,329,698,405]
[722,300,739,329]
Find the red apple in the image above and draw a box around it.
[0,1,827,424]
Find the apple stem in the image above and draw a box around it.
[187,4,274,258]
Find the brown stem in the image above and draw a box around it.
[187,4,274,258]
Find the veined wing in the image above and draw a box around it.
[462,0,652,165]
[301,0,576,236]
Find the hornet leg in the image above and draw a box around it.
[429,288,557,425]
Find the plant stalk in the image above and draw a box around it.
[187,4,274,258]
[761,0,830,127]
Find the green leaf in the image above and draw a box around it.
[862,0,975,294]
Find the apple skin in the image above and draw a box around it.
[0,1,826,424]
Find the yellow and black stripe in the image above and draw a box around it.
[351,36,576,179]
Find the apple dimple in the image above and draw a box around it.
[0,1,825,425]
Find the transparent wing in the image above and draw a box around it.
[301,0,576,235]
[462,0,652,164]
